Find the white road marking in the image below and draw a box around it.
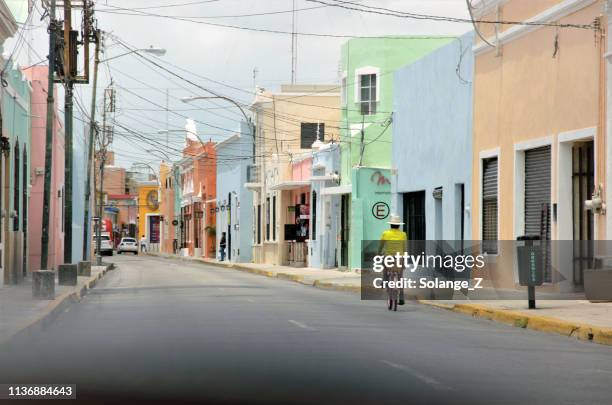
[380,360,453,391]
[245,298,255,303]
[288,319,315,330]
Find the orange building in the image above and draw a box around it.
[176,121,217,258]
[159,162,177,254]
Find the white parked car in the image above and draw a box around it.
[94,234,114,256]
[117,237,138,255]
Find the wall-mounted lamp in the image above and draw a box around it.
[585,184,606,215]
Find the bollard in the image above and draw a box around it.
[32,270,55,300]
[58,264,78,286]
[78,260,91,277]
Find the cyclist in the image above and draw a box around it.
[379,214,407,311]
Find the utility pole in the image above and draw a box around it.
[358,117,365,167]
[96,84,114,266]
[82,29,101,260]
[166,88,169,150]
[63,0,74,263]
[40,0,58,270]
[291,0,297,84]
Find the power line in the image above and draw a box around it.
[309,0,597,30]
[95,2,468,39]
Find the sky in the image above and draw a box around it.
[7,0,473,169]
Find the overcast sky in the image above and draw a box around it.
[11,0,472,169]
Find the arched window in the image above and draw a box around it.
[13,142,19,231]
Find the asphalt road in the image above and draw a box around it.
[1,255,611,404]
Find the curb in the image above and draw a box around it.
[150,252,361,293]
[148,253,612,346]
[0,264,114,347]
[418,300,612,346]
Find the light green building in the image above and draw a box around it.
[2,59,32,284]
[338,37,454,270]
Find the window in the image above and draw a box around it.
[61,186,64,233]
[272,194,277,241]
[311,190,317,240]
[359,73,377,115]
[266,196,270,241]
[300,123,324,149]
[482,157,498,254]
[257,204,262,245]
[13,142,19,231]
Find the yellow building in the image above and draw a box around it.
[471,0,606,289]
[137,181,161,252]
[248,84,340,266]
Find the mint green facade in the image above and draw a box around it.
[339,37,454,270]
[3,60,32,283]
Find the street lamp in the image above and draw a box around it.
[181,95,255,162]
[181,96,250,124]
[100,46,167,63]
[132,162,160,180]
[146,148,173,161]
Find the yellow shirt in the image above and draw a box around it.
[380,228,407,256]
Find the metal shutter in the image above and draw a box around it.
[482,157,498,244]
[524,146,551,238]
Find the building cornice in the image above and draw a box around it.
[473,0,597,56]
[470,0,509,19]
[0,1,17,43]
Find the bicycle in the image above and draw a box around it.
[386,269,401,311]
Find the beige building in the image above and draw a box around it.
[471,0,607,289]
[247,85,340,265]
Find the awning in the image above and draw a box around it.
[310,174,339,182]
[269,180,310,191]
[244,182,262,190]
[320,184,351,196]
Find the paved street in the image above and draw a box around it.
[1,255,611,404]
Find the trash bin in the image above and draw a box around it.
[516,235,543,287]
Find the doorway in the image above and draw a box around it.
[572,141,594,286]
[340,194,350,267]
[403,191,426,240]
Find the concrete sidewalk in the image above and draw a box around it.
[152,252,612,345]
[0,264,112,346]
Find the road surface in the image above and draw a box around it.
[1,255,611,404]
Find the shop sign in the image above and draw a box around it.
[372,201,389,220]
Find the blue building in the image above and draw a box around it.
[215,121,253,263]
[72,121,89,263]
[391,33,474,241]
[309,142,341,268]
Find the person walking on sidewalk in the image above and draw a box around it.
[219,232,227,261]
[379,214,407,311]
[140,235,148,253]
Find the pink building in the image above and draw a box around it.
[268,154,313,267]
[25,66,65,271]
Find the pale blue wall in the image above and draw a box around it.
[309,143,340,268]
[216,121,253,263]
[72,121,88,262]
[392,33,474,241]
